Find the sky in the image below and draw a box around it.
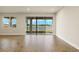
[2,18,16,24]
[12,18,16,24]
[32,19,52,25]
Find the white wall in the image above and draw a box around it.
[56,7,79,49]
[0,13,55,35]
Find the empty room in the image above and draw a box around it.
[0,6,79,52]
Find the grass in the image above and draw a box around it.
[27,24,51,26]
[26,30,52,33]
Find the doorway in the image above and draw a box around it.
[26,17,53,34]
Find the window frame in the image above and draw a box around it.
[2,16,17,30]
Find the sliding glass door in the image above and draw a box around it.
[26,17,53,33]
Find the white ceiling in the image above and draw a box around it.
[0,6,63,14]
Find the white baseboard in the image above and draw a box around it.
[0,33,25,35]
[56,34,79,50]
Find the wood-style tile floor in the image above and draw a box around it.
[0,34,78,52]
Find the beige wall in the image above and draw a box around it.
[0,14,25,35]
[0,13,56,35]
[56,7,79,49]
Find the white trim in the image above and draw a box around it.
[0,33,25,35]
[56,34,79,50]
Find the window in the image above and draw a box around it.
[2,17,16,29]
[12,17,16,29]
[2,17,10,29]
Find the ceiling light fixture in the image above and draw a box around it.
[26,8,30,12]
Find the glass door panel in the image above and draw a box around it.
[37,19,46,33]
[32,19,36,33]
[26,19,30,33]
[45,19,53,33]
